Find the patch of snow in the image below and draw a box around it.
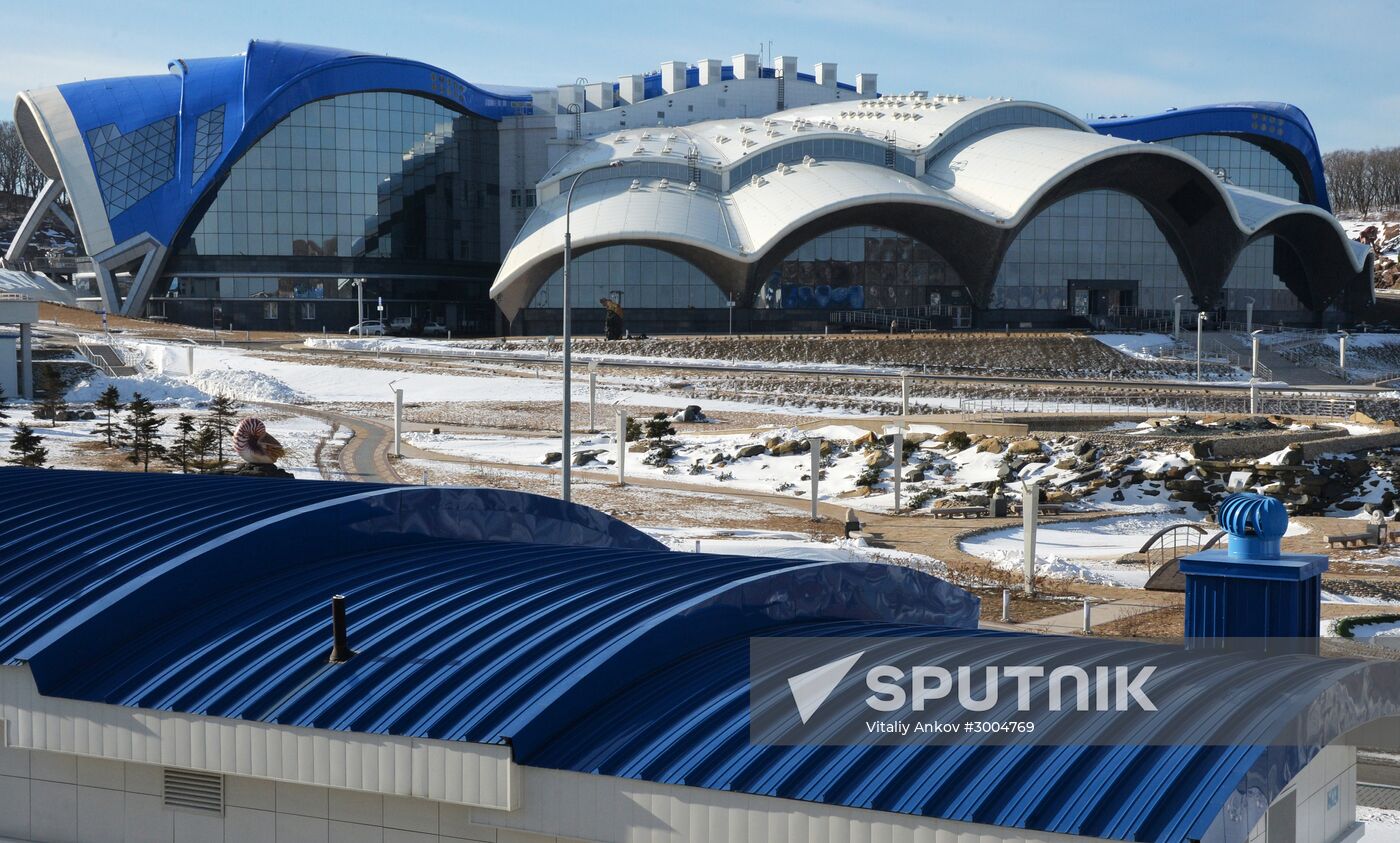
[189,368,305,403]
[645,527,950,575]
[1360,806,1400,842]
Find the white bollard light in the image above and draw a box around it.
[885,424,903,513]
[1023,481,1039,595]
[1082,599,1092,634]
[900,373,909,420]
[1001,588,1011,623]
[808,435,823,521]
[588,360,598,432]
[616,409,627,486]
[392,387,403,458]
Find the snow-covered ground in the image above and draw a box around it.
[403,423,958,514]
[645,526,950,576]
[0,403,328,478]
[1091,333,1177,359]
[959,514,1311,588]
[110,338,866,414]
[1362,806,1400,842]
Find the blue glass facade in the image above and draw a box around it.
[529,245,728,309]
[760,226,964,310]
[177,91,499,265]
[159,90,501,331]
[990,133,1309,317]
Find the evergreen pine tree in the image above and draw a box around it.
[164,413,197,473]
[123,393,166,472]
[205,393,240,469]
[94,385,123,446]
[190,424,218,474]
[35,367,68,428]
[7,422,47,467]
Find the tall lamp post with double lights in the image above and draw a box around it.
[560,160,624,502]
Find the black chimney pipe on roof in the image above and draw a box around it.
[328,594,356,663]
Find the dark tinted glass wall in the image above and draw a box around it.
[759,226,964,310]
[178,91,499,264]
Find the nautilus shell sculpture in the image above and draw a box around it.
[232,417,286,465]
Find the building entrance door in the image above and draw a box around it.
[1068,280,1139,325]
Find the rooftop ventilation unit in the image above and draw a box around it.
[775,163,791,175]
[802,154,816,167]
[750,174,766,187]
[687,181,698,191]
[629,179,641,190]
[661,144,674,154]
[641,131,652,140]
[658,178,670,189]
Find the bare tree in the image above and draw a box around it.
[1326,146,1400,216]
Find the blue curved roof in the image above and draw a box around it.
[51,40,532,249]
[2,467,1396,843]
[1090,102,1331,212]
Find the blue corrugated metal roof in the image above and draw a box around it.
[2,468,1396,843]
[1090,102,1331,211]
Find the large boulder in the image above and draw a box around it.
[977,437,1004,454]
[735,443,766,459]
[1007,438,1043,455]
[542,451,562,465]
[865,450,893,470]
[572,449,605,466]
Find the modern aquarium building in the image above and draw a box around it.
[7,42,1373,334]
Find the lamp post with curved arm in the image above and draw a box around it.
[560,160,623,502]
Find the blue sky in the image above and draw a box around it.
[5,0,1395,150]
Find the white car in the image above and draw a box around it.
[348,320,386,336]
[421,320,449,337]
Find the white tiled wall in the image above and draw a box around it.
[0,747,556,843]
[1245,744,1360,843]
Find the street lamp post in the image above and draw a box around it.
[1339,330,1350,379]
[1244,296,1255,335]
[1196,310,1207,382]
[561,162,623,502]
[354,279,366,331]
[1251,329,1265,378]
[1173,295,1185,340]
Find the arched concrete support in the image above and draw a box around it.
[743,204,996,307]
[985,152,1246,310]
[91,235,167,317]
[1241,213,1375,318]
[496,238,748,320]
[4,179,64,263]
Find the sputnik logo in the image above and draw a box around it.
[787,651,864,724]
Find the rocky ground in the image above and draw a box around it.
[463,334,1238,381]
